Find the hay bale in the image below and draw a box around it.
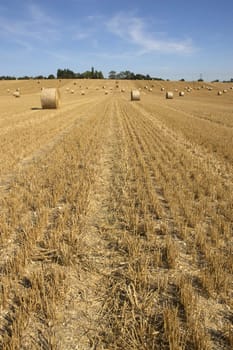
[70,89,74,94]
[121,88,125,92]
[13,91,20,98]
[179,91,185,96]
[223,89,227,93]
[149,88,153,92]
[218,91,222,95]
[105,91,109,95]
[7,89,10,93]
[166,91,174,99]
[41,88,60,109]
[81,90,85,95]
[131,90,140,101]
[161,87,165,91]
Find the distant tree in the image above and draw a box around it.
[108,71,117,79]
[57,68,75,79]
[198,78,203,82]
[0,76,16,80]
[34,75,45,80]
[180,78,185,81]
[48,74,55,79]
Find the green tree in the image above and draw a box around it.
[108,71,116,79]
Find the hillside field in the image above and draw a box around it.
[0,79,232,349]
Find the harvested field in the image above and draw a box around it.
[0,79,232,349]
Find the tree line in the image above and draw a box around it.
[0,68,232,82]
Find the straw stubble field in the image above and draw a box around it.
[0,79,232,349]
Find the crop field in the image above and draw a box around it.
[0,79,232,349]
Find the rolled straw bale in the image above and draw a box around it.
[166,91,174,99]
[81,90,85,95]
[149,88,153,92]
[218,91,222,95]
[7,89,10,93]
[41,88,60,109]
[70,89,74,94]
[121,88,125,92]
[13,91,20,98]
[131,90,140,101]
[179,91,185,96]
[223,89,227,93]
[105,91,109,95]
[161,87,165,91]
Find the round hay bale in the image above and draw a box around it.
[16,88,20,92]
[149,88,153,92]
[13,91,20,98]
[131,90,140,101]
[166,91,174,99]
[41,88,60,109]
[105,91,109,95]
[81,90,85,95]
[223,89,227,93]
[121,88,125,92]
[218,91,222,95]
[174,88,178,92]
[70,89,74,94]
[7,89,10,93]
[179,91,185,96]
[161,87,165,91]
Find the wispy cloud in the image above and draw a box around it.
[107,13,195,54]
[0,2,60,48]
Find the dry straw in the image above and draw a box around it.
[131,90,140,101]
[166,91,174,99]
[41,88,60,109]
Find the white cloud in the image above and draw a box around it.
[107,13,195,54]
[0,2,60,47]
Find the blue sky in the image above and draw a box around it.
[0,0,232,80]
